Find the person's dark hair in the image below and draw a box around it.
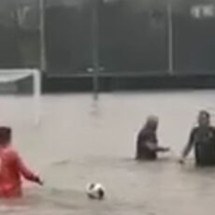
[0,127,11,145]
[144,115,158,130]
[199,110,210,119]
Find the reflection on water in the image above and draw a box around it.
[1,91,215,214]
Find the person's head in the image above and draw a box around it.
[0,127,11,146]
[198,110,210,128]
[144,115,159,131]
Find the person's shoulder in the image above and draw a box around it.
[4,146,19,159]
[138,128,148,136]
[191,127,198,133]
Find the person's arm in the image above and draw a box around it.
[180,129,196,163]
[146,142,170,152]
[156,146,170,152]
[15,152,43,185]
[145,142,157,151]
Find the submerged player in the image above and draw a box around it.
[136,116,170,160]
[0,127,43,198]
[180,111,215,166]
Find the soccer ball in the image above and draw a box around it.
[86,183,105,200]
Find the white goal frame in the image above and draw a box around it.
[0,69,41,125]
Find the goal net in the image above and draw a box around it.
[0,69,41,126]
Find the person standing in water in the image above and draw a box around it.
[180,111,215,166]
[0,127,43,198]
[136,116,170,160]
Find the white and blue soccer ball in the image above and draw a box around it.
[86,183,105,200]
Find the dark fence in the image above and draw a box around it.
[0,0,40,69]
[45,0,168,75]
[0,0,215,78]
[173,1,215,74]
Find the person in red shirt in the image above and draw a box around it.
[0,126,43,198]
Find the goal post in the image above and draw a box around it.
[0,69,41,125]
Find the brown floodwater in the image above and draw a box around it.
[1,90,215,215]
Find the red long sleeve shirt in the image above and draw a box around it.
[0,145,39,198]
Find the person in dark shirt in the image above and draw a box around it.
[136,116,170,160]
[180,110,215,166]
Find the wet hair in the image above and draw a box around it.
[0,127,11,145]
[199,110,210,119]
[146,115,158,123]
[144,115,158,128]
